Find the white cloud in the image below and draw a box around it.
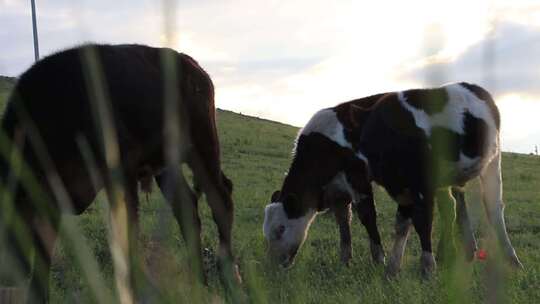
[1,0,539,152]
[400,21,540,96]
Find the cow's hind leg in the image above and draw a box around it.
[385,206,412,277]
[331,201,352,265]
[407,192,436,277]
[0,198,59,304]
[155,166,204,284]
[106,175,149,303]
[435,187,457,266]
[27,216,59,303]
[188,154,241,287]
[452,187,477,261]
[125,176,161,300]
[0,214,29,287]
[480,152,522,268]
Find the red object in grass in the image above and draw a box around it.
[476,249,488,260]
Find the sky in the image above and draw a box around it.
[1,0,539,153]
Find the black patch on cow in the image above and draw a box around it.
[282,194,303,218]
[403,88,448,115]
[459,82,500,129]
[359,100,431,198]
[375,93,426,138]
[334,93,388,150]
[279,133,356,219]
[461,111,488,159]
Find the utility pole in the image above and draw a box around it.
[30,0,40,61]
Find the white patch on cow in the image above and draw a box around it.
[299,108,352,149]
[398,83,500,171]
[398,91,432,135]
[452,84,497,129]
[458,153,479,170]
[263,203,317,260]
[356,150,368,163]
[398,83,498,140]
[295,108,370,167]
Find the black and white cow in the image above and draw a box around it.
[263,83,522,276]
[263,93,387,267]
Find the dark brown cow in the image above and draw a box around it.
[0,44,239,303]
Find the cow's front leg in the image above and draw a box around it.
[452,187,478,261]
[351,189,385,265]
[332,202,353,265]
[435,187,457,266]
[410,192,436,277]
[345,166,385,265]
[385,206,412,277]
[155,166,205,284]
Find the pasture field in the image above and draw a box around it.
[0,78,539,303]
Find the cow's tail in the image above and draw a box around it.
[221,171,233,194]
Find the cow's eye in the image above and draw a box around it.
[274,225,286,240]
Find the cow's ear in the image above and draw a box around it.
[349,104,371,127]
[283,194,303,217]
[271,190,281,202]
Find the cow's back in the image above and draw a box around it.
[1,44,211,213]
[359,83,499,196]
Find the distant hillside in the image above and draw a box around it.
[0,76,16,110]
[0,75,16,88]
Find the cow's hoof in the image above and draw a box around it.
[340,247,352,266]
[463,243,477,262]
[233,263,243,284]
[370,242,386,265]
[0,288,24,304]
[507,253,523,270]
[463,238,478,262]
[217,258,243,287]
[420,251,436,278]
[385,258,401,278]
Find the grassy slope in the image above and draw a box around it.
[0,80,538,303]
[218,111,540,304]
[0,76,16,109]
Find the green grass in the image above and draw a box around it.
[0,78,538,303]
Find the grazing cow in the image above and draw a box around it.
[263,83,521,276]
[0,44,239,303]
[263,94,388,267]
[357,83,521,276]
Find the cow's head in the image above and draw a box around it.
[263,190,317,267]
